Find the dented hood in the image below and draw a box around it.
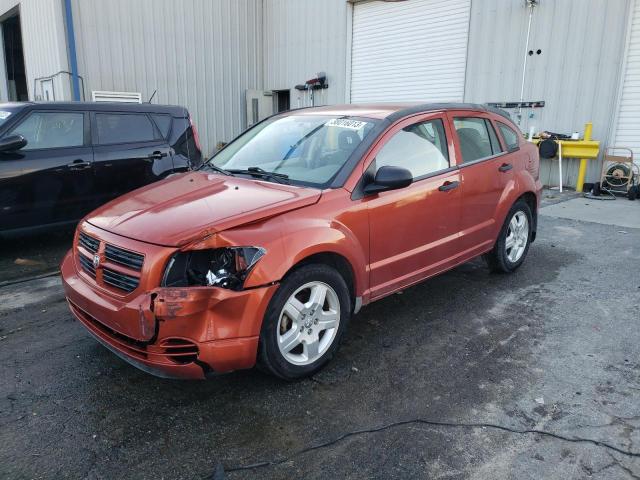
[86,172,321,246]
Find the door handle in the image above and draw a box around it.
[438,180,459,192]
[498,163,513,172]
[147,151,168,160]
[67,160,92,171]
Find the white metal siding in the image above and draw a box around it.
[71,0,263,156]
[0,0,69,102]
[464,0,630,185]
[350,0,471,103]
[613,0,640,165]
[263,0,349,107]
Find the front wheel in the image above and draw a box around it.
[484,200,533,273]
[258,264,351,380]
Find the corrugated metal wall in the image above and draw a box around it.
[464,0,630,185]
[262,0,349,106]
[71,0,263,156]
[0,0,69,102]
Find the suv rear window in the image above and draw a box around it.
[497,122,520,150]
[96,113,157,144]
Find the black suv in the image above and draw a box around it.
[0,102,202,235]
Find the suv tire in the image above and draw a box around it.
[484,199,533,273]
[258,264,351,380]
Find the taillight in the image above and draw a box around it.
[189,115,202,153]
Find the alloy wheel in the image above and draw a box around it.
[505,211,529,263]
[277,281,340,366]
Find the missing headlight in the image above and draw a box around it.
[162,247,265,290]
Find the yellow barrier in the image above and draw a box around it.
[531,122,600,191]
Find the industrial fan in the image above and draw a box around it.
[592,147,639,200]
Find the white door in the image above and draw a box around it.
[612,0,640,167]
[350,0,471,103]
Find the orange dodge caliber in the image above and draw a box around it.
[61,103,542,380]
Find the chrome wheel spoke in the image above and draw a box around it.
[279,328,302,353]
[317,310,339,330]
[505,233,516,250]
[307,284,327,309]
[283,297,304,321]
[304,338,320,360]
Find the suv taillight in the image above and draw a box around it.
[189,115,202,154]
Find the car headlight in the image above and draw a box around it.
[161,247,265,290]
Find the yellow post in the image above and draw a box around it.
[575,122,592,192]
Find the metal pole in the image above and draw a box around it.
[64,0,81,101]
[518,2,535,123]
[575,122,593,192]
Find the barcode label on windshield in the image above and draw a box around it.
[325,119,367,130]
[0,111,11,120]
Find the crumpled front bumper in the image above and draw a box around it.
[61,250,278,379]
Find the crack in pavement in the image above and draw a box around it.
[215,417,640,476]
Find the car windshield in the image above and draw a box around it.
[0,105,25,128]
[208,115,377,187]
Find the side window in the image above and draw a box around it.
[9,111,84,150]
[376,119,449,179]
[151,114,172,139]
[96,113,157,144]
[497,122,521,151]
[485,120,503,154]
[453,117,494,163]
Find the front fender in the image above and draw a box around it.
[185,215,368,296]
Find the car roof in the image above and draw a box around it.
[287,102,512,123]
[0,101,188,116]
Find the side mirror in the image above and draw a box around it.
[363,165,413,195]
[0,134,27,152]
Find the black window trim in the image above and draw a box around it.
[6,109,90,152]
[496,120,521,153]
[92,111,164,146]
[150,113,173,140]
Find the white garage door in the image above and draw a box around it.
[350,0,471,103]
[612,0,640,165]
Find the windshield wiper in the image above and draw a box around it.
[200,163,233,176]
[226,167,290,184]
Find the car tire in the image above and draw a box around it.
[484,199,533,274]
[257,264,351,380]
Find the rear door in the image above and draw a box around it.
[447,112,512,254]
[0,109,92,231]
[365,113,464,299]
[91,111,172,206]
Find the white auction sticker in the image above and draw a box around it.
[325,118,367,130]
[0,111,11,120]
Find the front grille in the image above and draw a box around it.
[78,253,96,278]
[79,232,99,253]
[105,244,144,271]
[103,268,139,293]
[159,338,199,364]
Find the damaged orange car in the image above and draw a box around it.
[61,103,541,380]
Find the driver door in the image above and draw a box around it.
[0,110,93,231]
[363,114,464,300]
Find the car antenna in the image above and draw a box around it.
[147,89,157,104]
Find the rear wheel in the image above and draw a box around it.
[258,264,351,380]
[484,200,533,273]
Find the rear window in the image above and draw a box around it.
[497,122,520,150]
[151,114,172,138]
[96,113,157,144]
[453,117,494,163]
